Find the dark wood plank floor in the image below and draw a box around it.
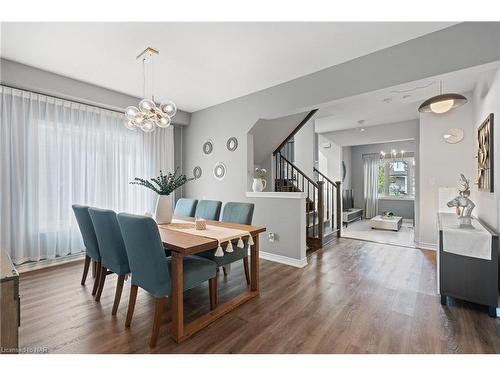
[18,238,500,353]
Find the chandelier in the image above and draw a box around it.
[124,47,177,132]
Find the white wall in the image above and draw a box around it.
[417,97,475,249]
[318,135,342,182]
[472,68,500,232]
[294,121,315,179]
[319,119,418,146]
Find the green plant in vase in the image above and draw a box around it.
[130,168,193,224]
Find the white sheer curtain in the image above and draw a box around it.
[363,155,379,219]
[0,86,174,264]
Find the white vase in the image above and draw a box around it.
[154,195,173,224]
[252,178,267,192]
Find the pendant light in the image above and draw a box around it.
[418,81,467,114]
[124,47,177,132]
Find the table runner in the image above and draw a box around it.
[160,219,254,257]
[439,213,492,260]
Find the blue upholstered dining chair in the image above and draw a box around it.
[72,204,102,296]
[117,213,218,348]
[88,208,131,315]
[173,198,198,217]
[194,200,222,220]
[198,202,255,285]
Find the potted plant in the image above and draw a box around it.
[252,168,267,192]
[130,169,193,224]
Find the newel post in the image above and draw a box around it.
[335,181,342,237]
[317,180,325,241]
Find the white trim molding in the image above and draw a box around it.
[259,251,308,268]
[416,242,438,251]
[246,191,307,199]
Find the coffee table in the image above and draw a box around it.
[370,215,403,231]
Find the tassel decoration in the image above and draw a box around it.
[226,241,234,253]
[248,235,255,246]
[214,242,224,257]
[237,237,244,248]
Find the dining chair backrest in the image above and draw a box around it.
[89,208,130,275]
[195,200,222,220]
[117,213,171,297]
[174,198,198,217]
[221,202,255,225]
[72,204,100,261]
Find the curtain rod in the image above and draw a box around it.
[362,152,415,158]
[0,83,126,115]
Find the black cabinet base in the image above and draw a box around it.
[441,294,497,318]
[488,306,497,318]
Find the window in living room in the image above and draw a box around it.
[378,156,415,198]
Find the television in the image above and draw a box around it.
[342,189,354,211]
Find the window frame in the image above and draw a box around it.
[378,156,415,199]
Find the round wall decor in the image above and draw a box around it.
[443,128,464,144]
[213,162,227,180]
[226,137,238,151]
[193,166,202,179]
[202,140,214,155]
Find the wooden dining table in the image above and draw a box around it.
[157,216,266,343]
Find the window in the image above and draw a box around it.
[378,157,415,198]
[0,86,174,264]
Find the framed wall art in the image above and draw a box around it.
[227,137,238,151]
[202,140,214,156]
[476,113,494,192]
[193,166,202,179]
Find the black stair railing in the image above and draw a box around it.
[274,152,324,241]
[314,167,342,237]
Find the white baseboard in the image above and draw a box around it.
[416,242,438,251]
[259,251,308,268]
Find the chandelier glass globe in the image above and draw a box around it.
[124,47,177,132]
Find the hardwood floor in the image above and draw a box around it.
[18,238,500,353]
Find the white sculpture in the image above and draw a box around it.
[446,174,475,228]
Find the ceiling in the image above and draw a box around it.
[0,22,455,112]
[314,61,500,133]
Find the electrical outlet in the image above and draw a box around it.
[268,232,275,242]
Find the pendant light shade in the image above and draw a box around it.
[418,93,468,114]
[418,81,467,114]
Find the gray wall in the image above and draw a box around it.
[350,139,417,215]
[247,195,306,262]
[342,146,352,189]
[0,58,191,125]
[378,199,415,220]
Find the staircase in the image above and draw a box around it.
[272,110,342,251]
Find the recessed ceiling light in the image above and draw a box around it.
[383,98,392,103]
[360,128,365,132]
